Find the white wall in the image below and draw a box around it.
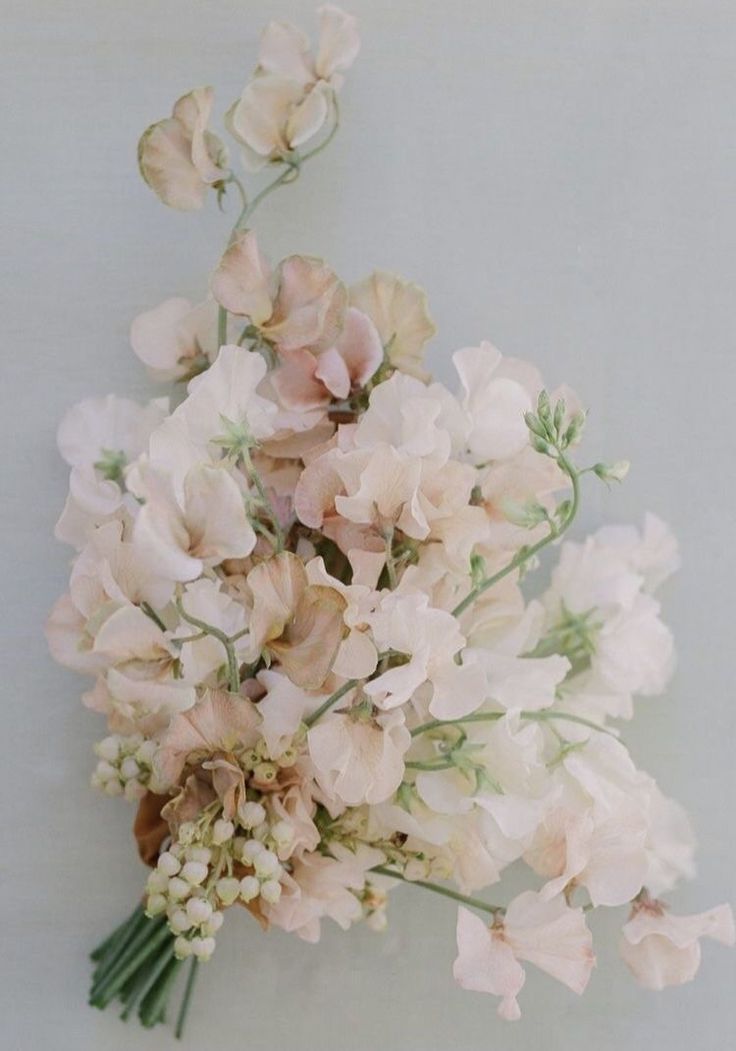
[2,1,735,1048]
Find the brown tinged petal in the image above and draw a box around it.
[211,230,274,323]
[246,551,309,656]
[269,583,347,689]
[349,270,436,380]
[133,791,173,867]
[138,87,227,211]
[262,255,347,353]
[154,689,260,790]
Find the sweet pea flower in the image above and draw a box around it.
[265,842,383,943]
[308,703,411,806]
[245,551,347,689]
[258,5,360,89]
[349,271,436,379]
[453,892,595,1019]
[131,462,256,583]
[138,87,228,211]
[92,604,196,717]
[227,6,359,170]
[130,296,239,382]
[213,236,347,357]
[226,76,334,171]
[55,394,167,549]
[272,307,383,409]
[154,689,260,791]
[454,343,542,464]
[363,591,485,716]
[620,897,735,990]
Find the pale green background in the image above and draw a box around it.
[1,1,735,1048]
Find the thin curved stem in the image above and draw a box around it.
[410,708,615,740]
[304,678,358,728]
[175,598,240,693]
[370,865,501,916]
[452,452,580,618]
[214,102,340,352]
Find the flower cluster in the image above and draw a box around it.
[49,5,732,1036]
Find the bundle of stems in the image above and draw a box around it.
[89,904,199,1037]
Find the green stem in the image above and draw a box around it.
[140,956,184,1029]
[175,598,240,693]
[241,447,285,552]
[175,958,200,1040]
[452,452,580,618]
[410,708,614,740]
[91,921,172,1008]
[214,102,340,355]
[404,759,456,771]
[304,678,358,728]
[90,905,141,962]
[370,865,501,916]
[140,602,167,632]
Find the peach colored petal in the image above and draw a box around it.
[246,551,309,656]
[211,230,273,323]
[349,271,435,380]
[154,689,260,789]
[263,255,347,353]
[270,584,347,689]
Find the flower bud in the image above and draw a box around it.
[167,876,192,901]
[169,908,193,933]
[145,894,167,917]
[239,876,260,903]
[95,736,121,763]
[192,936,216,961]
[254,849,280,879]
[120,756,140,781]
[174,936,193,959]
[181,861,208,886]
[241,838,265,864]
[216,877,241,906]
[157,851,182,877]
[239,801,266,829]
[270,821,294,850]
[259,879,282,904]
[186,897,213,925]
[212,819,235,845]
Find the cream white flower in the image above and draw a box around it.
[308,705,410,806]
[453,892,594,1020]
[620,898,735,990]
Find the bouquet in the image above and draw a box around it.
[47,5,733,1037]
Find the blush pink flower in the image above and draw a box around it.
[620,897,735,990]
[138,87,227,211]
[453,892,595,1020]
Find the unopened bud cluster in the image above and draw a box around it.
[91,734,155,801]
[144,796,296,962]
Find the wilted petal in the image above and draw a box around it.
[263,255,347,353]
[155,689,260,788]
[349,271,436,380]
[138,87,226,211]
[211,230,273,323]
[247,551,308,656]
[270,584,347,688]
